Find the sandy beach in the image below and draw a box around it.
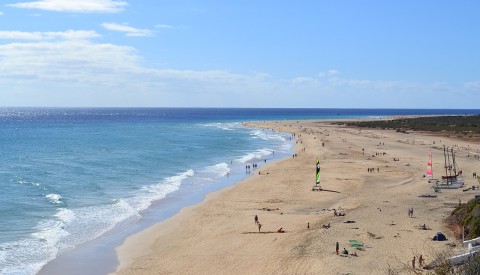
[114,119,480,274]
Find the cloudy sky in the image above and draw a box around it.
[0,0,479,108]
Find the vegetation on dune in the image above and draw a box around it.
[448,198,480,240]
[336,115,480,135]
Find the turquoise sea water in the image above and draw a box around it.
[1,108,479,274]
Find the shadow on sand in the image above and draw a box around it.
[319,188,341,193]
[242,231,286,234]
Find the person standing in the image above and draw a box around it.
[254,215,258,224]
[336,242,339,255]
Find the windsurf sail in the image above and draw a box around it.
[316,159,321,185]
[427,151,433,177]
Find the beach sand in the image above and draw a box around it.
[114,119,480,274]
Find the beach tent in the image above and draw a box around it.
[432,232,447,241]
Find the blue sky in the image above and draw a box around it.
[0,0,479,108]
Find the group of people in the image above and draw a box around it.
[245,163,259,174]
[254,215,284,233]
[367,167,379,173]
[412,255,425,269]
[333,209,345,217]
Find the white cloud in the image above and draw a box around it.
[318,69,340,78]
[0,39,254,90]
[7,0,128,13]
[0,30,100,40]
[101,23,153,37]
[0,31,42,40]
[0,35,476,108]
[328,69,339,75]
[155,24,174,29]
[292,76,317,85]
[0,38,286,107]
[327,77,420,91]
[465,81,480,90]
[0,41,139,82]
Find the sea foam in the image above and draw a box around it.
[46,193,63,204]
[201,163,230,178]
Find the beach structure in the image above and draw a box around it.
[423,234,480,269]
[463,236,480,251]
[446,250,480,267]
[439,236,480,268]
[432,146,465,189]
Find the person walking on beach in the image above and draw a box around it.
[336,242,339,255]
[258,223,262,232]
[412,256,416,269]
[419,255,424,267]
[254,215,258,224]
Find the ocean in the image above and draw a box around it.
[1,107,479,274]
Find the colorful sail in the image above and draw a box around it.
[316,159,321,184]
[427,168,433,176]
[427,151,433,177]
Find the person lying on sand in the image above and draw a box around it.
[322,223,331,229]
[420,224,431,230]
[277,228,285,233]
